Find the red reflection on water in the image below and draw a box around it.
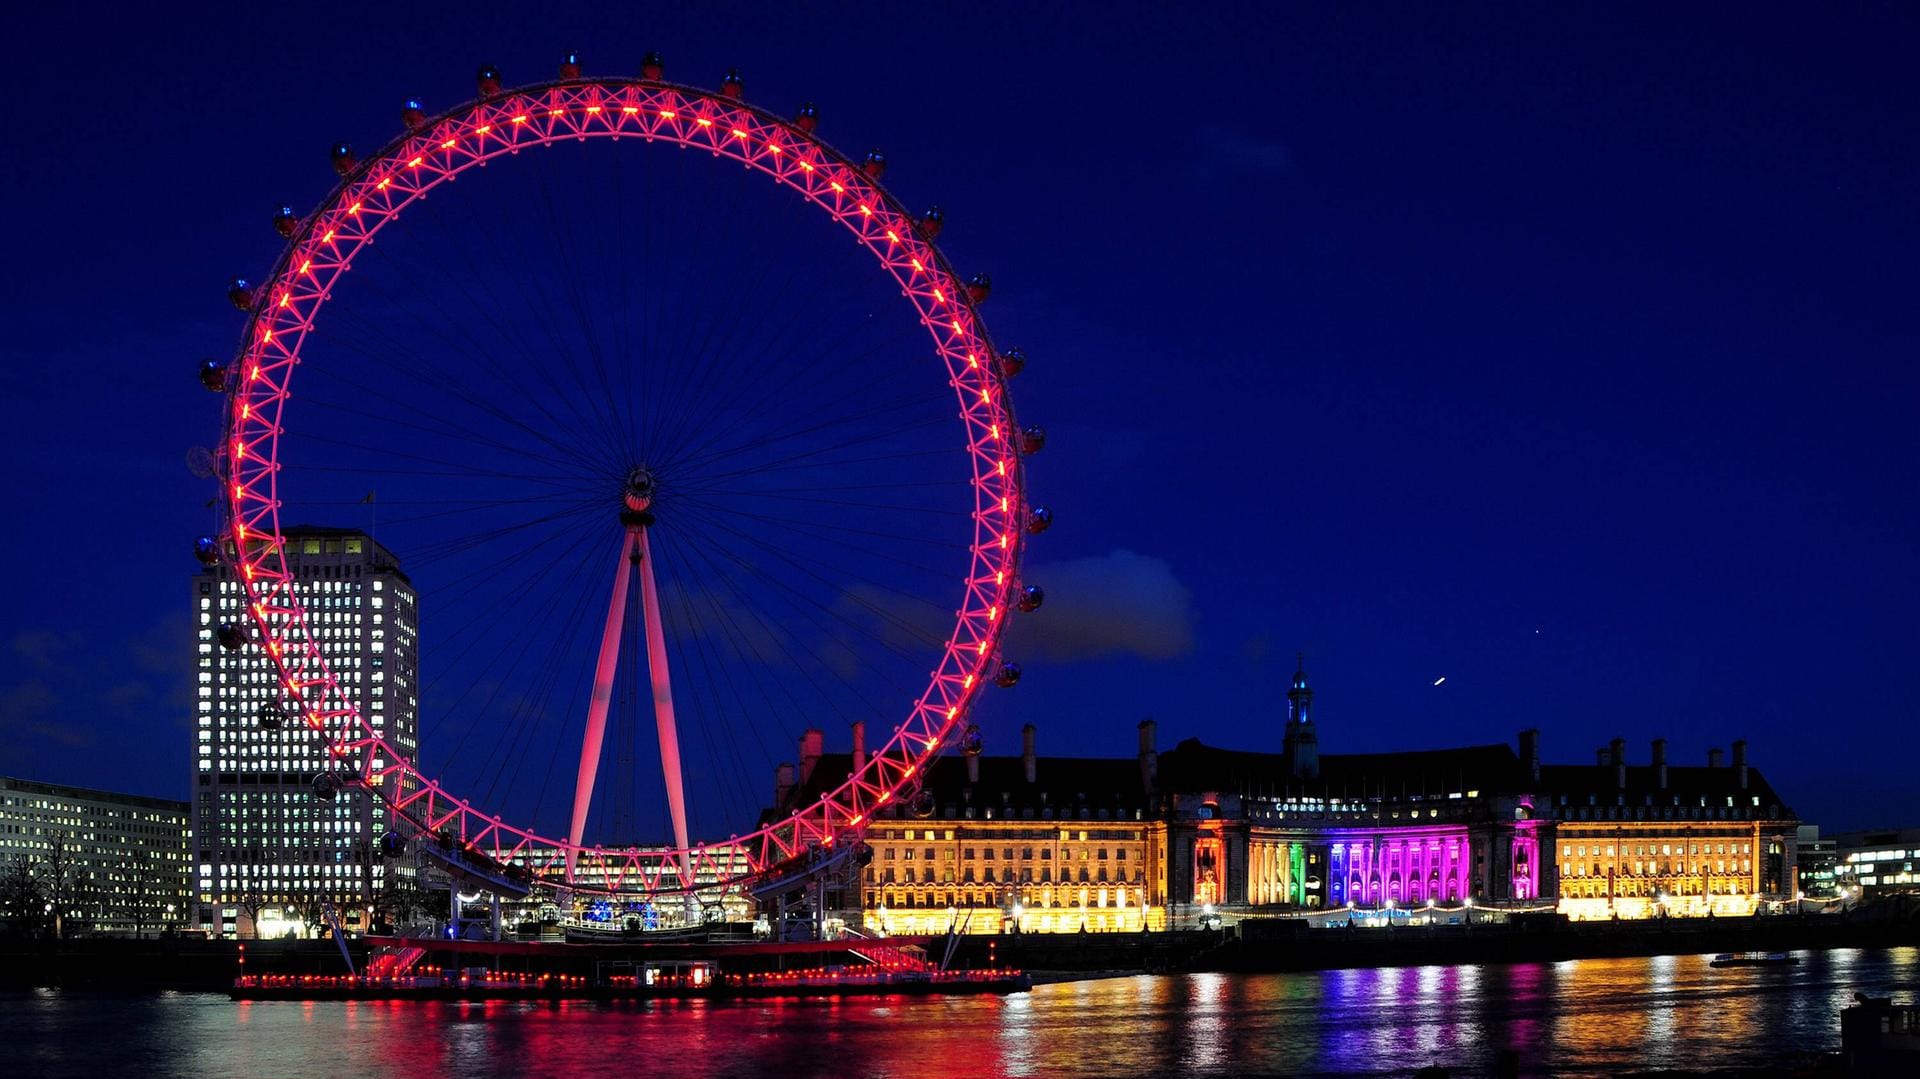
[10,950,1919,1078]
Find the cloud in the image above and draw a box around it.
[0,679,57,725]
[129,613,189,676]
[1193,124,1294,181]
[11,629,82,675]
[1001,549,1196,663]
[0,679,93,758]
[0,615,189,768]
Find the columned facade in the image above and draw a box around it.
[757,665,1798,931]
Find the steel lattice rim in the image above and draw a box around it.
[221,77,1026,896]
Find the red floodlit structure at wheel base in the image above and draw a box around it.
[219,74,1029,899]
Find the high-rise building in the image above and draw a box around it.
[1832,827,1920,899]
[0,775,191,936]
[191,526,419,937]
[1797,824,1839,899]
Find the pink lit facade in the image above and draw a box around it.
[1326,828,1475,906]
[1165,795,1550,914]
[1156,660,1556,916]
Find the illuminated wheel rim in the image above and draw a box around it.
[220,77,1026,895]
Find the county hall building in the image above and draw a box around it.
[773,659,1799,931]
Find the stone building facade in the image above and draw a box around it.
[763,659,1800,930]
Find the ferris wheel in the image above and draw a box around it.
[204,55,1049,902]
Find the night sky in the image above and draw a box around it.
[2,4,1915,835]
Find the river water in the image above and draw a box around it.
[8,948,1914,1077]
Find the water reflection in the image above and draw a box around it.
[6,949,1915,1078]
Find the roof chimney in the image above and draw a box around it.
[1518,729,1541,785]
[798,728,825,786]
[1596,746,1609,766]
[1652,738,1668,790]
[1708,746,1724,768]
[1609,737,1626,789]
[1732,739,1748,790]
[1022,723,1037,784]
[774,762,795,809]
[851,720,866,775]
[1138,719,1158,792]
[966,750,981,784]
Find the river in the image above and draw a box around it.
[8,948,1914,1077]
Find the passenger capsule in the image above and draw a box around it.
[559,52,583,80]
[257,702,286,732]
[1027,505,1054,534]
[854,842,875,867]
[476,65,503,97]
[1018,585,1045,613]
[994,661,1023,688]
[641,51,665,81]
[962,723,984,755]
[912,790,937,817]
[226,278,254,311]
[1000,347,1026,377]
[966,273,993,304]
[1019,424,1046,456]
[721,68,744,98]
[793,102,819,133]
[329,142,357,177]
[199,358,230,393]
[216,623,250,650]
[862,149,887,180]
[312,772,340,802]
[401,98,427,130]
[916,206,943,238]
[194,535,220,565]
[379,831,407,858]
[271,206,300,239]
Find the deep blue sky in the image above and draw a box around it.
[2,4,1915,833]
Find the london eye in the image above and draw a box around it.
[203,55,1047,915]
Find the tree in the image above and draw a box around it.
[284,894,329,939]
[229,847,283,939]
[39,832,95,939]
[0,856,49,938]
[232,884,269,940]
[373,877,434,932]
[115,844,174,938]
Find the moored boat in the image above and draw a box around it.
[1710,951,1799,968]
